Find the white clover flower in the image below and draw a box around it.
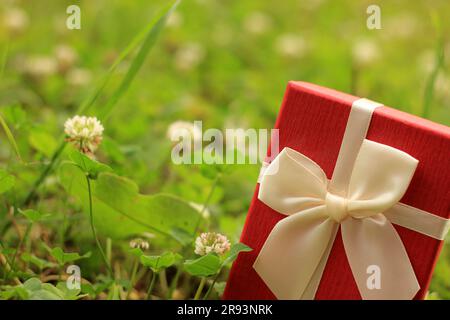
[243,11,272,35]
[129,238,150,250]
[66,68,92,87]
[275,34,307,58]
[167,120,202,146]
[174,43,205,71]
[55,45,78,73]
[64,115,104,155]
[194,232,231,256]
[22,55,57,79]
[3,7,29,36]
[352,40,380,66]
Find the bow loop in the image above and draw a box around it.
[258,148,327,216]
[346,140,419,219]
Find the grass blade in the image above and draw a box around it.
[76,15,156,115]
[99,0,181,120]
[422,13,445,119]
[0,112,22,162]
[1,41,9,79]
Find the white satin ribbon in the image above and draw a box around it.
[253,99,450,300]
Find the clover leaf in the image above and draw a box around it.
[140,252,182,273]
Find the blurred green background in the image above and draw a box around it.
[0,0,449,299]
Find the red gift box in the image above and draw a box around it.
[223,81,450,300]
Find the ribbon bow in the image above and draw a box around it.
[254,139,421,300]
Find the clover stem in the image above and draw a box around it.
[146,271,158,300]
[126,257,139,299]
[194,277,206,300]
[167,264,182,299]
[193,173,221,235]
[23,141,66,205]
[106,238,112,265]
[203,272,220,300]
[4,222,31,282]
[159,268,168,295]
[86,176,113,276]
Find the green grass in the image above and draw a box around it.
[0,0,449,300]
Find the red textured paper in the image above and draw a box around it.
[223,81,450,300]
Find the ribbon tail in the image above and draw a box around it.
[253,207,335,299]
[299,223,339,299]
[341,214,420,300]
